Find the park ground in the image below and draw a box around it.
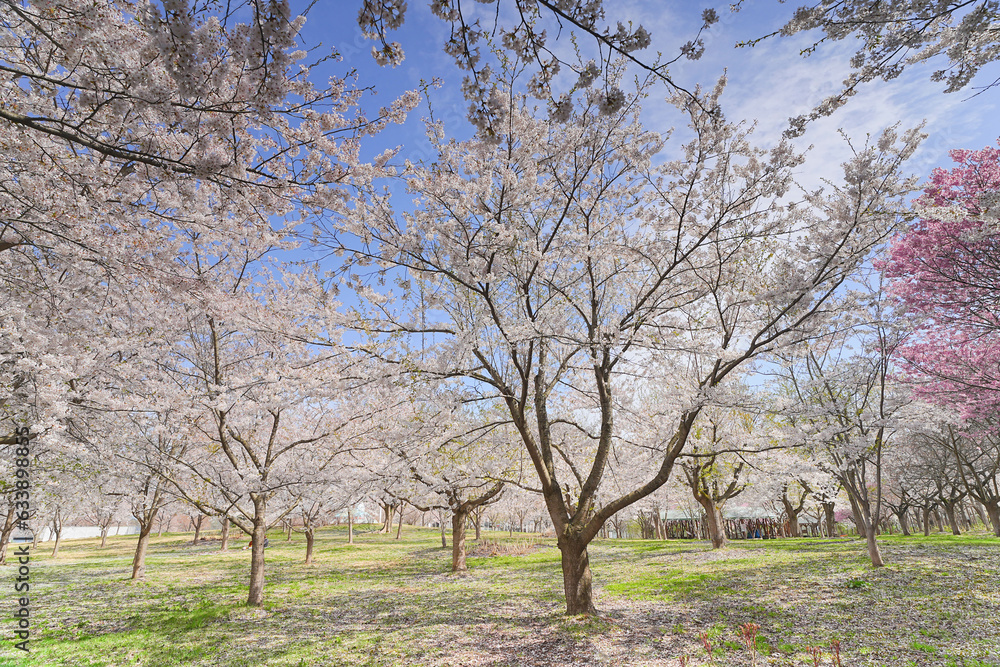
[0,527,998,666]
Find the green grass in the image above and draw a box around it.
[2,527,999,665]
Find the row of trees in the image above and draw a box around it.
[3,0,999,615]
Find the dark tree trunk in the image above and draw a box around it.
[942,502,962,535]
[247,495,267,607]
[558,536,596,615]
[823,502,838,537]
[451,509,469,572]
[923,507,932,536]
[304,528,315,565]
[896,510,911,536]
[985,501,1000,537]
[131,520,154,580]
[782,498,802,538]
[474,509,482,541]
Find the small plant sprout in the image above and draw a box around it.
[739,622,760,665]
[831,639,842,666]
[808,645,823,666]
[699,631,714,665]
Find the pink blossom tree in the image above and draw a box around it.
[882,140,1000,422]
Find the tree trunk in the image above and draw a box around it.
[192,514,204,545]
[823,502,838,537]
[304,528,315,565]
[943,502,961,535]
[0,504,17,565]
[973,501,988,528]
[474,509,482,541]
[347,506,354,544]
[247,496,267,607]
[440,513,447,548]
[131,520,154,580]
[781,496,802,538]
[865,525,884,566]
[985,501,1000,538]
[932,507,944,533]
[896,510,911,536]
[100,525,109,548]
[923,507,932,536]
[847,494,883,567]
[451,508,468,572]
[220,517,230,551]
[558,536,596,615]
[696,497,727,549]
[380,503,393,534]
[51,509,62,558]
[395,503,404,540]
[959,502,972,530]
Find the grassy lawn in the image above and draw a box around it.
[1,527,998,666]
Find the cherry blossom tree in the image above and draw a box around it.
[322,65,922,612]
[372,390,515,571]
[102,247,390,606]
[883,445,925,536]
[62,403,192,577]
[764,1,1000,134]
[778,276,913,566]
[910,426,970,534]
[0,0,417,449]
[356,0,721,130]
[881,141,1000,421]
[913,422,1000,536]
[679,412,759,549]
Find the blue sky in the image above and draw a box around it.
[297,1,999,185]
[279,1,1000,357]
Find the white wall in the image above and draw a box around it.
[35,523,140,542]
